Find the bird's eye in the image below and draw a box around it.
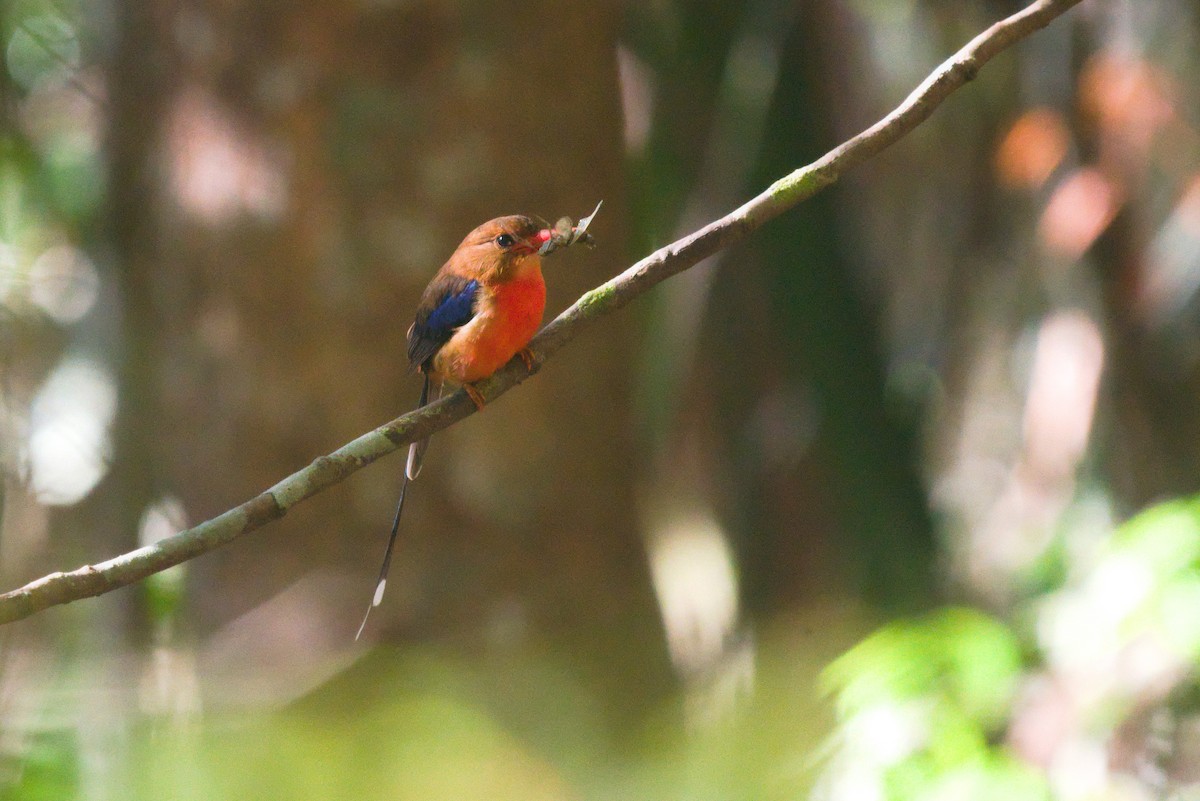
[495,233,516,249]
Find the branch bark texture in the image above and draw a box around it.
[0,0,1086,625]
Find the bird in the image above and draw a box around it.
[356,206,600,639]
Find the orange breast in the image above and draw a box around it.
[431,273,546,384]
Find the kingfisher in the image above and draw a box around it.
[356,204,600,639]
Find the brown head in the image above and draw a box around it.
[448,215,554,283]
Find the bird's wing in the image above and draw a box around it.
[407,274,480,370]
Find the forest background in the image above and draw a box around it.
[2,0,1199,798]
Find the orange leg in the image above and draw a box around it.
[517,348,535,371]
[463,383,486,410]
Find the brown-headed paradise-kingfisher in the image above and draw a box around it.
[356,203,600,639]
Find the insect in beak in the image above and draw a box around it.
[538,200,603,256]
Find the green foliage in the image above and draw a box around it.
[824,608,1022,726]
[0,729,80,801]
[142,565,187,625]
[817,496,1200,800]
[5,14,80,91]
[1,0,101,294]
[819,608,1040,801]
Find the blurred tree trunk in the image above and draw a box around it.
[105,0,668,721]
[709,1,936,613]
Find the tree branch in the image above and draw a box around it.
[0,0,1086,626]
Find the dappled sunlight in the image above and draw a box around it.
[166,87,287,224]
[27,244,98,323]
[1039,168,1122,259]
[1079,53,1177,166]
[645,507,750,724]
[27,356,115,505]
[617,46,652,155]
[1021,311,1104,484]
[1139,174,1200,326]
[0,241,100,323]
[940,310,1104,601]
[996,107,1069,190]
[648,513,739,671]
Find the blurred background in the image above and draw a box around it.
[2,0,1200,798]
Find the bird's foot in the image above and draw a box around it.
[517,348,535,371]
[463,383,486,410]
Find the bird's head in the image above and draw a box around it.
[453,215,555,282]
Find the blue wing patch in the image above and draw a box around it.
[407,277,480,370]
[424,279,478,336]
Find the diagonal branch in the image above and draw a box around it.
[0,0,1086,626]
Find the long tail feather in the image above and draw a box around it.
[405,377,431,479]
[356,375,431,640]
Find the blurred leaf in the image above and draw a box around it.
[935,609,1022,726]
[824,608,1020,725]
[0,729,80,801]
[142,565,185,624]
[1111,497,1200,576]
[820,609,1027,800]
[44,148,103,222]
[6,16,80,92]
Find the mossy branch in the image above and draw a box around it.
[0,0,1086,626]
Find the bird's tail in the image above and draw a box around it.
[405,376,431,479]
[356,375,431,641]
